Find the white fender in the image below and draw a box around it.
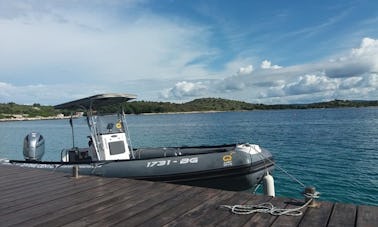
[263,172,275,197]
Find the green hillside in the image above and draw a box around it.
[1,98,378,119]
[101,98,378,114]
[0,102,60,119]
[118,98,265,114]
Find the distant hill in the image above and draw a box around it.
[181,98,262,111]
[0,102,60,120]
[117,98,378,114]
[1,98,378,119]
[114,98,265,114]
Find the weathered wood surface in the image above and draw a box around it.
[0,165,376,227]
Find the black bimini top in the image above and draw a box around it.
[54,93,137,110]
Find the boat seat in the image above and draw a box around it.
[68,148,92,163]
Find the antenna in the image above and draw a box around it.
[69,113,75,148]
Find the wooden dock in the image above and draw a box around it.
[0,165,377,227]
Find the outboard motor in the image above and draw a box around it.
[23,132,45,161]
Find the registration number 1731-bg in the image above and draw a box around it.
[146,157,198,168]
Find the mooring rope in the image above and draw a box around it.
[256,149,306,188]
[220,191,320,216]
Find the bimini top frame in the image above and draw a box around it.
[54,93,137,110]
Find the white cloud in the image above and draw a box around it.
[0,81,112,104]
[257,71,378,103]
[261,60,282,69]
[222,57,257,78]
[237,65,253,75]
[351,37,378,57]
[248,37,378,102]
[0,1,377,104]
[339,77,363,89]
[325,37,378,78]
[160,81,208,99]
[363,73,378,87]
[257,74,338,99]
[216,76,246,91]
[284,74,338,95]
[0,82,13,102]
[0,1,216,87]
[161,37,378,103]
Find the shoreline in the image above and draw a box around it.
[0,110,231,122]
[0,115,76,122]
[2,106,378,122]
[138,110,232,115]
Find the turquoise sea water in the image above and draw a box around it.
[1,108,377,206]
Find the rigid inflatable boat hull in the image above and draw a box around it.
[6,144,274,191]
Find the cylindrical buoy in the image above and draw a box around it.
[263,172,275,197]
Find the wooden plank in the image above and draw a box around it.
[113,185,205,226]
[15,179,156,226]
[298,201,334,227]
[0,175,113,210]
[0,165,49,176]
[162,190,237,226]
[0,177,118,219]
[0,169,81,214]
[138,186,224,226]
[0,166,35,178]
[37,181,182,226]
[0,169,64,189]
[0,165,60,177]
[209,192,265,227]
[90,184,192,227]
[0,173,78,203]
[327,203,356,227]
[270,199,308,227]
[1,165,377,227]
[215,194,274,227]
[356,205,378,227]
[119,188,246,227]
[242,196,291,227]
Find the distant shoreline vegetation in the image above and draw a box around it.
[1,98,378,120]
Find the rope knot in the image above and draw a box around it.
[303,191,320,199]
[303,186,320,199]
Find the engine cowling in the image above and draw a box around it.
[23,132,45,161]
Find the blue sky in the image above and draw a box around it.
[0,0,377,105]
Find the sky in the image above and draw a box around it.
[0,0,378,105]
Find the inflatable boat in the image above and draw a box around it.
[2,93,274,191]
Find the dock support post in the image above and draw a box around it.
[73,165,79,178]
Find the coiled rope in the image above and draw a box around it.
[220,190,320,216]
